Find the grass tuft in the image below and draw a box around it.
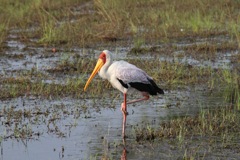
[134,105,240,141]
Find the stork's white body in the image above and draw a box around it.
[84,50,164,138]
[99,60,152,94]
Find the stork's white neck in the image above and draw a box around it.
[98,51,113,80]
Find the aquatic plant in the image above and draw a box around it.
[220,69,240,110]
[134,105,240,141]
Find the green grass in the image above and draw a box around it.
[0,0,239,47]
[220,70,240,109]
[0,57,238,101]
[134,68,240,142]
[134,104,240,141]
[0,22,8,46]
[132,93,240,158]
[94,0,240,42]
[0,59,187,99]
[228,20,240,48]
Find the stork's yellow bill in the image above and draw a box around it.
[84,58,104,91]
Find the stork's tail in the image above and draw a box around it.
[149,79,164,95]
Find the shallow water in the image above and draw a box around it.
[0,31,239,159]
[0,86,228,160]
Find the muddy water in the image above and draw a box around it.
[0,34,239,159]
[0,87,227,160]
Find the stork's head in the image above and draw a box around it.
[84,50,111,91]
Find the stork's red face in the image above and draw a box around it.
[84,52,106,91]
[99,52,106,63]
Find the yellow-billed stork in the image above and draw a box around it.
[84,50,164,138]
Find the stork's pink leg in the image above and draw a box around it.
[121,93,127,138]
[126,92,149,104]
[121,92,150,138]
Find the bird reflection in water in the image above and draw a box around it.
[121,147,127,160]
[121,138,127,160]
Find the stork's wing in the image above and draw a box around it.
[110,60,151,84]
[109,60,164,95]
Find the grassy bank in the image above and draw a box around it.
[0,0,239,48]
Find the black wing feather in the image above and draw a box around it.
[129,78,164,95]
